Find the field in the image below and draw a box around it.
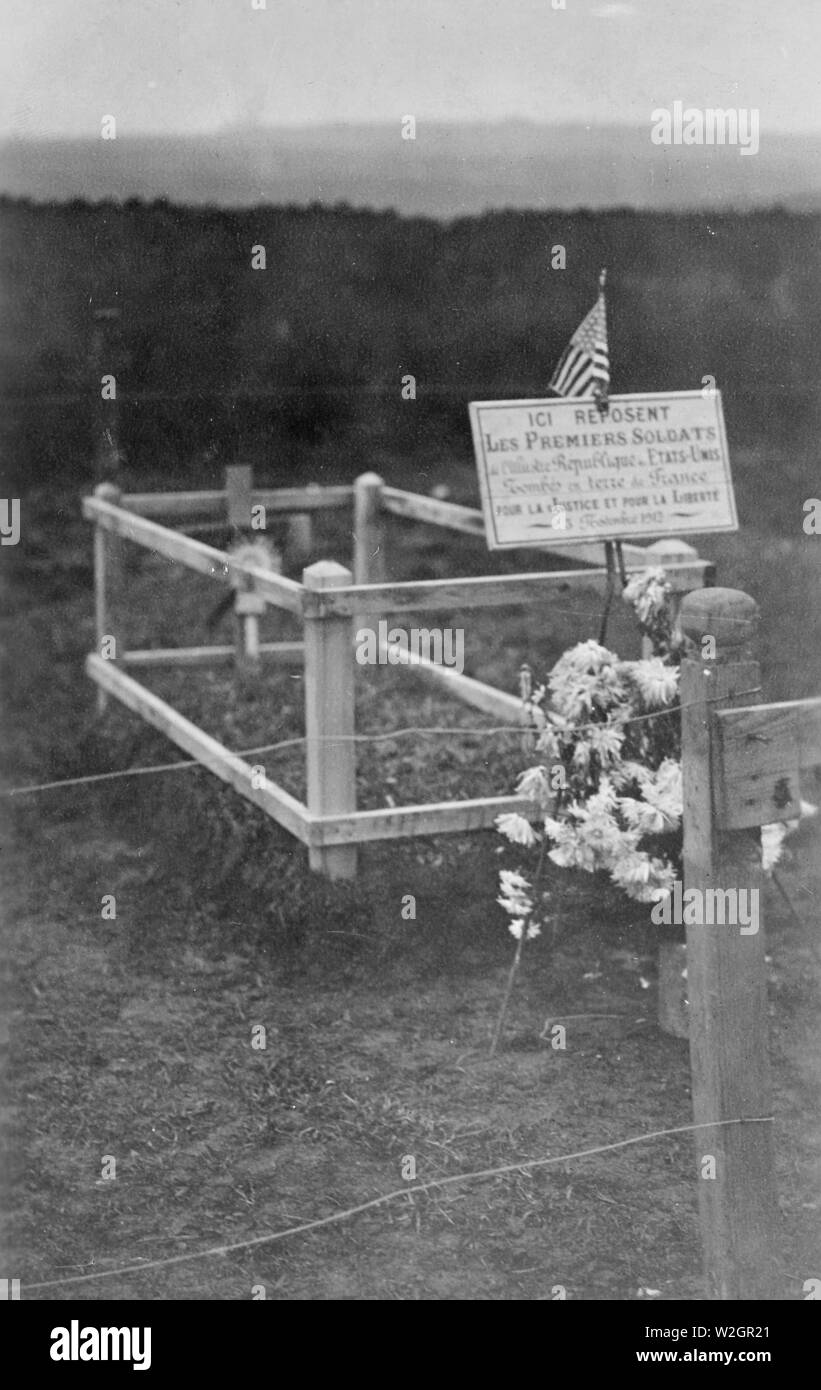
[3,441,821,1300]
[2,197,821,1300]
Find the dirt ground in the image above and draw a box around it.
[2,480,820,1300]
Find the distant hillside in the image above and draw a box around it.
[2,122,821,216]
[2,200,819,521]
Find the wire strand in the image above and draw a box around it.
[22,1115,772,1292]
[2,689,763,799]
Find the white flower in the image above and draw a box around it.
[624,657,679,707]
[516,766,553,808]
[611,758,652,791]
[623,568,670,624]
[536,725,562,761]
[610,849,651,887]
[499,869,530,893]
[544,818,588,869]
[641,759,683,827]
[611,851,677,902]
[508,918,542,942]
[548,642,623,721]
[497,869,534,917]
[498,626,684,909]
[587,776,618,816]
[496,812,538,847]
[588,722,625,763]
[620,797,666,834]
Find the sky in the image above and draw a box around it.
[2,0,820,138]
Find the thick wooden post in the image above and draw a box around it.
[303,561,357,880]
[93,482,124,715]
[679,587,781,1299]
[644,539,702,1038]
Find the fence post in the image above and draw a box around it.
[93,482,124,715]
[678,586,782,1300]
[225,464,253,530]
[354,472,385,636]
[91,307,121,484]
[288,482,321,563]
[303,561,357,880]
[223,466,262,668]
[644,539,702,1038]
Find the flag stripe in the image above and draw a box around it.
[549,291,610,400]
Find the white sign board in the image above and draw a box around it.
[469,390,738,548]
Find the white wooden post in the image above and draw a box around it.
[643,538,701,1038]
[354,472,386,585]
[354,472,385,639]
[679,586,781,1300]
[303,561,357,880]
[93,481,123,715]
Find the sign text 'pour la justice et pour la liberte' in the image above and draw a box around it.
[469,391,738,549]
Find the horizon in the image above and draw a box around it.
[4,116,821,140]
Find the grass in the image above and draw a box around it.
[2,461,820,1300]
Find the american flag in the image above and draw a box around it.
[549,280,610,400]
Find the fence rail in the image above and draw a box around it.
[84,466,714,875]
[82,468,821,1300]
[123,484,353,520]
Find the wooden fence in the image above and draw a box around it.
[82,471,821,1298]
[677,586,821,1299]
[83,467,712,882]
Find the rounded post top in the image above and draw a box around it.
[93,481,121,502]
[679,587,759,648]
[354,472,385,489]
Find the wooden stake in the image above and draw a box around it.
[303,561,357,880]
[679,587,782,1300]
[225,465,253,531]
[92,482,123,715]
[354,472,386,637]
[597,541,617,645]
[353,472,386,584]
[288,483,321,562]
[91,307,121,483]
